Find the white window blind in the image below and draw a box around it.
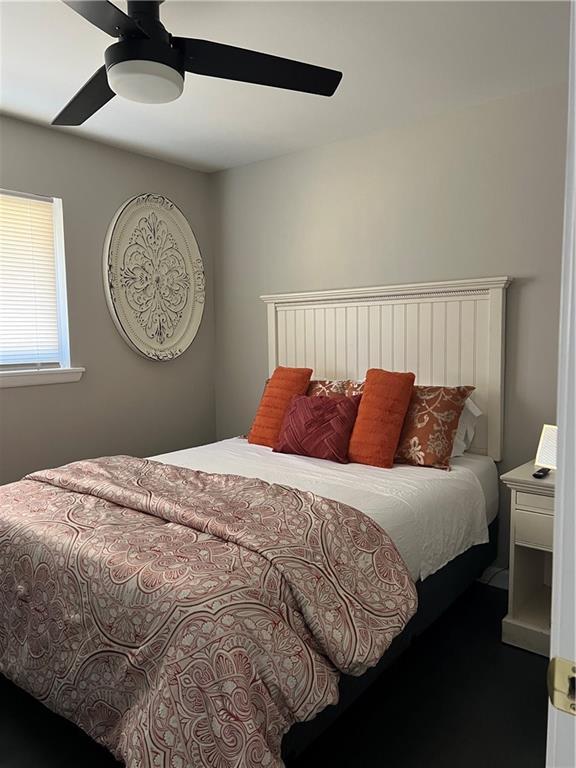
[0,189,70,368]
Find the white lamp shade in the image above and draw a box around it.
[107,60,184,104]
[535,424,558,470]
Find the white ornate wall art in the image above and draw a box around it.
[103,194,205,360]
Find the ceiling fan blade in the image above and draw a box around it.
[52,66,115,126]
[174,38,342,97]
[61,1,148,38]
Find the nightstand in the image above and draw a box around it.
[500,461,555,656]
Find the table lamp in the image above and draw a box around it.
[534,424,557,478]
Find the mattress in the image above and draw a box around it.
[152,438,498,581]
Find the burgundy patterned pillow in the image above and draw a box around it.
[274,395,360,464]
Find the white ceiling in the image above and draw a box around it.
[0,1,569,172]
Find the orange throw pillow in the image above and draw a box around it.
[348,368,415,468]
[248,366,313,448]
[395,385,474,470]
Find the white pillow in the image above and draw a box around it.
[451,398,483,457]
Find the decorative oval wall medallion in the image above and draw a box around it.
[103,194,205,360]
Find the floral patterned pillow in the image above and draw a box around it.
[307,379,348,397]
[395,386,475,470]
[345,380,365,398]
[307,379,365,398]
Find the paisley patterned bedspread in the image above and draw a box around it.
[0,456,417,768]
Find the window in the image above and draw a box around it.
[0,189,83,387]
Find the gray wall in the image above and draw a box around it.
[0,115,216,484]
[211,85,568,563]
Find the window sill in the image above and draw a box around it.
[0,367,85,389]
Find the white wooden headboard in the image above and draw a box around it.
[261,276,511,461]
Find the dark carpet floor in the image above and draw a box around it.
[0,584,549,768]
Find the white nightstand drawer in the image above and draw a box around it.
[516,491,554,513]
[515,509,553,551]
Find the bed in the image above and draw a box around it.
[151,437,500,761]
[0,276,510,767]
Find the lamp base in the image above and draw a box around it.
[532,467,552,479]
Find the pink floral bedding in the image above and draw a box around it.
[0,456,417,767]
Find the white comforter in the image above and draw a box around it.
[152,437,496,581]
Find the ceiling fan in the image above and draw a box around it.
[52,0,343,126]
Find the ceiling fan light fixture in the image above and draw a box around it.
[53,0,342,125]
[107,59,184,103]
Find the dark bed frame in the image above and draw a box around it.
[282,518,498,761]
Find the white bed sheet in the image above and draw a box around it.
[151,438,498,582]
